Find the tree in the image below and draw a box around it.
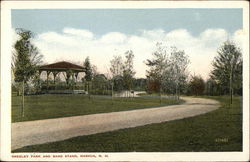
[123,50,136,97]
[83,57,93,97]
[145,43,190,100]
[169,47,190,99]
[12,28,43,117]
[83,57,93,82]
[145,42,168,99]
[134,78,147,91]
[110,55,124,91]
[92,74,108,95]
[110,55,124,77]
[210,40,242,103]
[204,78,220,96]
[91,65,98,77]
[188,75,205,96]
[113,75,124,92]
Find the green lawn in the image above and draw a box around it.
[12,93,183,123]
[13,96,242,152]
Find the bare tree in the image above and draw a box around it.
[169,47,190,100]
[110,55,124,77]
[123,50,136,97]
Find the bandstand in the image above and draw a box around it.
[38,61,85,94]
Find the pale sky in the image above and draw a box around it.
[12,9,243,80]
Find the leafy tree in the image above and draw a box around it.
[133,78,147,91]
[12,28,43,116]
[188,75,205,96]
[204,78,220,96]
[83,57,93,97]
[13,29,43,84]
[31,72,43,93]
[210,40,242,101]
[145,42,168,96]
[92,74,108,95]
[123,50,136,96]
[83,57,93,82]
[146,73,161,93]
[113,75,124,92]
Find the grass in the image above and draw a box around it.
[12,93,183,123]
[13,96,242,152]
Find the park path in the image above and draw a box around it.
[12,97,220,150]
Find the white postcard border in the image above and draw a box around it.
[1,1,249,161]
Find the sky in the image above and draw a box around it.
[11,9,243,79]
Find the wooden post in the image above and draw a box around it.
[52,71,58,90]
[75,72,79,90]
[72,73,74,90]
[38,71,42,90]
[46,71,51,92]
[112,83,114,105]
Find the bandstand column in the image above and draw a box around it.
[38,70,42,88]
[46,71,51,90]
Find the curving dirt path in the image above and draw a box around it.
[12,97,220,150]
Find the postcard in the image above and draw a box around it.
[1,1,249,161]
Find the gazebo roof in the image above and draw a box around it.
[39,61,84,72]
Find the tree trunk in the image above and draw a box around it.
[22,80,24,117]
[175,83,178,100]
[88,82,91,100]
[230,88,233,105]
[178,86,180,100]
[160,85,162,104]
[230,69,233,105]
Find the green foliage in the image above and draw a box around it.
[133,78,147,91]
[109,50,136,92]
[211,40,242,95]
[83,57,93,82]
[145,42,168,93]
[91,74,109,95]
[204,78,220,96]
[123,50,135,90]
[12,28,43,83]
[188,75,205,96]
[30,73,42,93]
[112,75,124,91]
